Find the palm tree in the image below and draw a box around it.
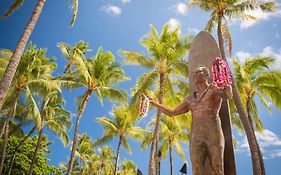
[233,57,281,131]
[0,44,60,174]
[71,134,94,174]
[27,91,71,175]
[188,0,276,174]
[57,41,90,73]
[0,0,79,110]
[118,160,137,175]
[63,47,128,175]
[141,82,191,175]
[95,105,147,175]
[91,146,115,175]
[159,116,189,175]
[120,23,191,175]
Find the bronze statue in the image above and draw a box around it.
[146,66,232,175]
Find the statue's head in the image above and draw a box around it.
[193,66,210,84]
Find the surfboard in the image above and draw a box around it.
[188,31,237,175]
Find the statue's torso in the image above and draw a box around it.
[188,86,222,119]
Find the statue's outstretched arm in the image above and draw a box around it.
[149,97,190,117]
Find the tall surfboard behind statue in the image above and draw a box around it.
[188,31,220,91]
[188,31,220,175]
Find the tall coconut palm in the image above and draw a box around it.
[233,57,281,132]
[118,160,137,175]
[120,24,191,175]
[63,47,128,175]
[188,0,276,174]
[95,105,147,175]
[0,0,79,110]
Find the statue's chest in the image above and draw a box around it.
[189,90,216,110]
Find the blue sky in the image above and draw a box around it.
[1,0,281,174]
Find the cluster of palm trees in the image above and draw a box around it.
[0,0,280,175]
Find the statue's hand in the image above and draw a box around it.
[142,93,154,103]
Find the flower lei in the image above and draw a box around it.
[139,94,149,117]
[211,57,232,89]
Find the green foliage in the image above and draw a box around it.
[118,160,137,175]
[0,0,25,19]
[189,0,276,55]
[121,23,191,115]
[0,135,62,175]
[232,57,281,132]
[95,105,147,151]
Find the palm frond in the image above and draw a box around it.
[1,0,25,19]
[205,11,217,33]
[170,60,189,78]
[99,87,127,104]
[121,50,154,69]
[141,132,153,150]
[25,86,41,129]
[256,91,272,115]
[244,57,275,75]
[68,0,79,26]
[96,117,118,132]
[260,2,276,12]
[173,139,186,161]
[189,0,213,11]
[28,79,61,95]
[222,18,232,55]
[159,139,169,159]
[122,137,132,154]
[94,134,115,147]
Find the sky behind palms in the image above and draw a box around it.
[1,0,281,174]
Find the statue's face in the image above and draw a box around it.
[193,67,207,83]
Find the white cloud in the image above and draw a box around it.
[101,5,122,16]
[167,18,181,33]
[174,2,188,15]
[235,46,281,70]
[275,32,280,39]
[187,28,200,35]
[236,7,281,29]
[236,50,252,63]
[237,129,281,159]
[121,0,131,4]
[259,46,281,69]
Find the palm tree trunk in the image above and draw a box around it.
[114,136,122,175]
[169,145,174,175]
[8,125,37,175]
[0,121,6,138]
[0,0,46,110]
[148,73,164,175]
[246,98,265,174]
[67,90,92,175]
[217,12,265,175]
[216,12,238,175]
[246,98,254,128]
[27,97,50,175]
[27,126,43,175]
[64,64,71,74]
[0,118,9,175]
